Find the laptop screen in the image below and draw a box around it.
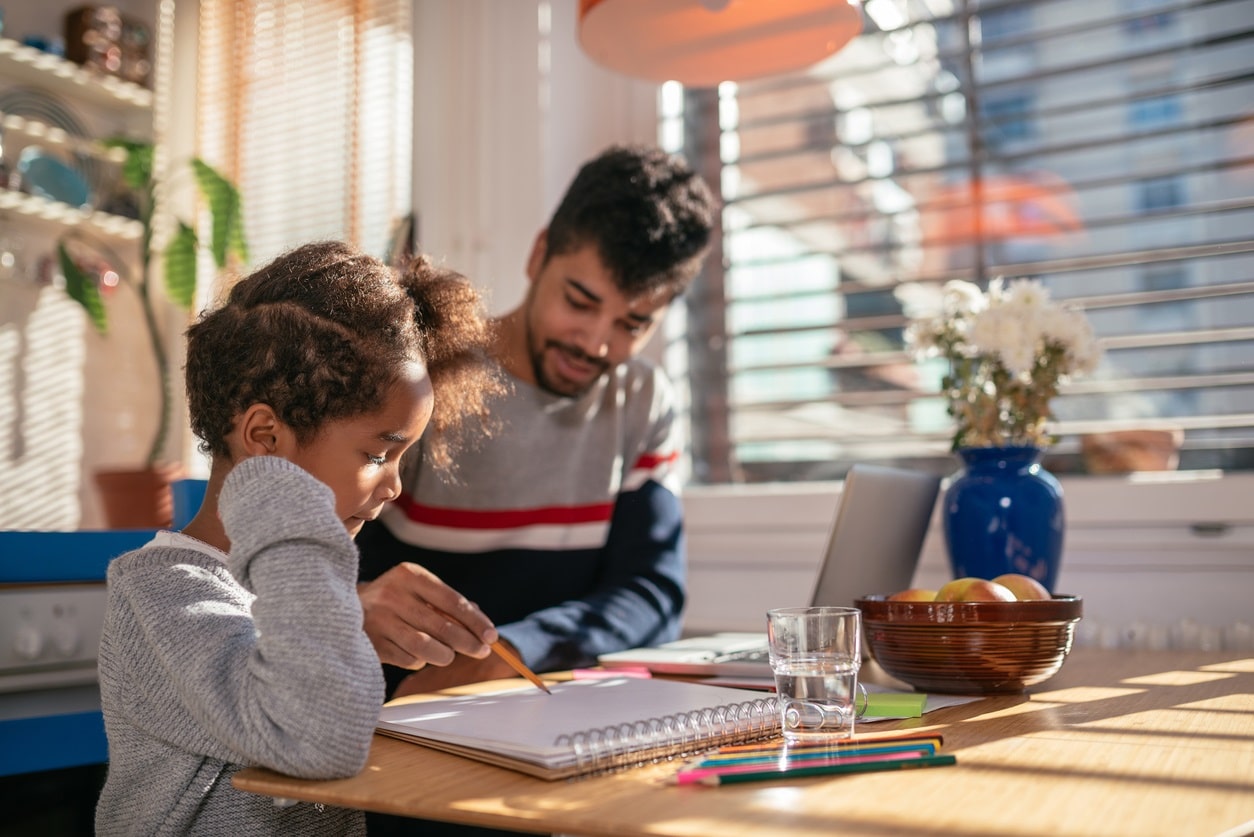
[807,464,941,608]
[597,465,941,677]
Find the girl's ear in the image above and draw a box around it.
[232,404,295,458]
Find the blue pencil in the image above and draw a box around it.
[689,753,957,786]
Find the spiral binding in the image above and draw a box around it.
[555,694,781,778]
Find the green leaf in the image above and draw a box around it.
[190,158,249,267]
[164,222,198,310]
[103,138,154,191]
[57,244,108,334]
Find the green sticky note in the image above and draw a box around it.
[864,692,927,718]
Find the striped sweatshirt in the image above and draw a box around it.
[357,356,687,694]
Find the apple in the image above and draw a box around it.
[992,573,1051,601]
[887,588,937,602]
[934,577,1017,602]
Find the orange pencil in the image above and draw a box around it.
[430,604,551,694]
[490,640,552,695]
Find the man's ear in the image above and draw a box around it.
[524,229,548,284]
[233,404,293,458]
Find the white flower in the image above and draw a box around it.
[904,319,939,356]
[970,305,1037,377]
[906,276,1103,449]
[1001,277,1050,309]
[941,280,986,317]
[1037,305,1100,376]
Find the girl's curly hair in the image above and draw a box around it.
[185,240,503,470]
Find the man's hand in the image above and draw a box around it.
[391,647,522,696]
[358,562,498,669]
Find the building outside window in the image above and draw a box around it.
[667,0,1254,483]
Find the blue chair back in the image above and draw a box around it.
[171,478,209,530]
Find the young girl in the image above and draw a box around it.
[95,241,504,836]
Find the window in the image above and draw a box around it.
[978,4,1033,42]
[1129,94,1182,130]
[672,0,1254,482]
[982,93,1035,146]
[1135,175,1184,213]
[1136,264,1196,333]
[196,0,412,271]
[1121,0,1177,33]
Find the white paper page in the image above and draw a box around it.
[376,676,778,769]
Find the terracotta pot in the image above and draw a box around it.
[1080,429,1184,474]
[94,463,184,529]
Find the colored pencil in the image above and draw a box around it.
[689,754,958,786]
[674,749,938,785]
[688,739,941,769]
[713,730,943,756]
[490,640,551,695]
[429,603,551,694]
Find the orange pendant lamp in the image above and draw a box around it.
[578,0,863,88]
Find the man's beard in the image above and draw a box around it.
[527,337,610,398]
[521,285,610,397]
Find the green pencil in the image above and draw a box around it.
[696,754,957,786]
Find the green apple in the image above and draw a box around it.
[887,588,937,602]
[935,577,1017,602]
[991,573,1051,601]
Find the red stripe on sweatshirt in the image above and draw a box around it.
[632,451,678,471]
[394,495,615,530]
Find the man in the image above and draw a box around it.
[356,144,717,699]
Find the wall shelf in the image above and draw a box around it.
[0,37,152,112]
[0,110,130,163]
[0,187,142,242]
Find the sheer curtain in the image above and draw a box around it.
[197,0,412,270]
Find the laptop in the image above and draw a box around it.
[597,464,941,677]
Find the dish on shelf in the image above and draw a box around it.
[0,86,104,201]
[17,145,91,207]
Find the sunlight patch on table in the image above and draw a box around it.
[1199,658,1254,674]
[1028,686,1145,703]
[957,700,1064,722]
[1122,670,1234,687]
[1174,694,1254,712]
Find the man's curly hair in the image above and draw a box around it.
[185,240,502,470]
[544,144,717,298]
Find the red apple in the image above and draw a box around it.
[935,577,1017,602]
[992,573,1051,601]
[887,588,937,602]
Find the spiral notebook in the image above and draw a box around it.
[375,676,781,780]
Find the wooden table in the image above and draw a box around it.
[234,649,1254,836]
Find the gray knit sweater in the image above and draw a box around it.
[95,456,385,836]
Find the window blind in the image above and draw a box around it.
[673,0,1254,483]
[197,0,412,272]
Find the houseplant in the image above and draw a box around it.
[904,277,1101,590]
[57,138,247,527]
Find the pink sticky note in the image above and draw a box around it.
[573,667,652,680]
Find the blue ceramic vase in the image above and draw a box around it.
[942,446,1064,592]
